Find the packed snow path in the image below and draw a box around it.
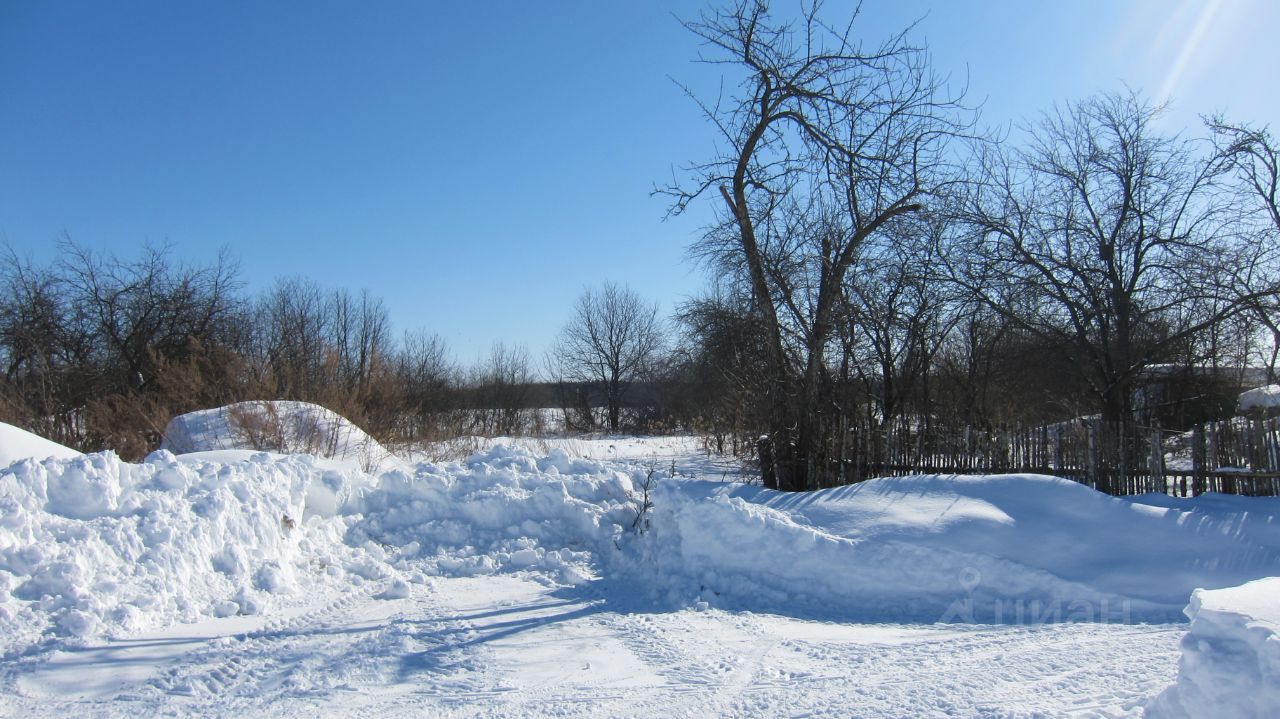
[2,573,1182,718]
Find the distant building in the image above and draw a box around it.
[1134,364,1272,429]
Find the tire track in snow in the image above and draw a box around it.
[148,579,392,701]
[338,578,520,719]
[732,621,1181,717]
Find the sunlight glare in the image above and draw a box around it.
[1157,0,1225,105]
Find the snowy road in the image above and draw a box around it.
[2,573,1182,718]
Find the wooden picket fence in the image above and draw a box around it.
[822,416,1280,497]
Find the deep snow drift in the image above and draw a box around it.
[642,476,1280,621]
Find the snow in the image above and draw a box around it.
[0,423,81,467]
[1239,384,1280,411]
[1,409,1279,716]
[0,447,381,655]
[4,572,1185,718]
[411,433,750,480]
[161,401,399,472]
[1147,577,1280,718]
[631,475,1280,621]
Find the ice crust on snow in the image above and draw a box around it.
[1147,577,1280,718]
[3,413,1280,677]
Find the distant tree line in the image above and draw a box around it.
[0,234,697,460]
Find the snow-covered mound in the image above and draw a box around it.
[0,422,81,467]
[0,449,381,655]
[0,444,640,656]
[631,475,1280,621]
[1239,384,1280,412]
[161,401,396,472]
[1147,577,1280,718]
[351,445,638,581]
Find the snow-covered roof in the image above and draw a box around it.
[1239,384,1280,411]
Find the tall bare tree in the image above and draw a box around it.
[550,283,663,433]
[1210,119,1280,380]
[662,0,968,489]
[957,93,1280,478]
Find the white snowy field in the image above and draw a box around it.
[1,403,1279,717]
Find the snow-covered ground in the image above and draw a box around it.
[1,403,1278,717]
[2,573,1185,718]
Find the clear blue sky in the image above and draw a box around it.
[2,0,1276,364]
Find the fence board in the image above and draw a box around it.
[809,415,1280,497]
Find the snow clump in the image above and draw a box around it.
[1147,577,1280,719]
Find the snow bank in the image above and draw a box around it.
[1147,578,1280,718]
[0,422,81,468]
[162,401,397,472]
[5,412,1280,661]
[351,446,640,583]
[0,441,645,655]
[627,475,1280,621]
[1239,384,1280,412]
[0,448,378,655]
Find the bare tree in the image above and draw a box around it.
[58,239,243,392]
[256,277,332,400]
[840,217,956,439]
[0,250,77,442]
[470,342,535,436]
[661,0,968,489]
[393,330,458,440]
[1210,119,1280,233]
[1210,119,1280,380]
[0,240,249,455]
[551,283,663,433]
[957,93,1280,478]
[331,287,392,394]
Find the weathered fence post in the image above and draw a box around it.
[1147,426,1164,495]
[1087,419,1099,491]
[1187,422,1208,496]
